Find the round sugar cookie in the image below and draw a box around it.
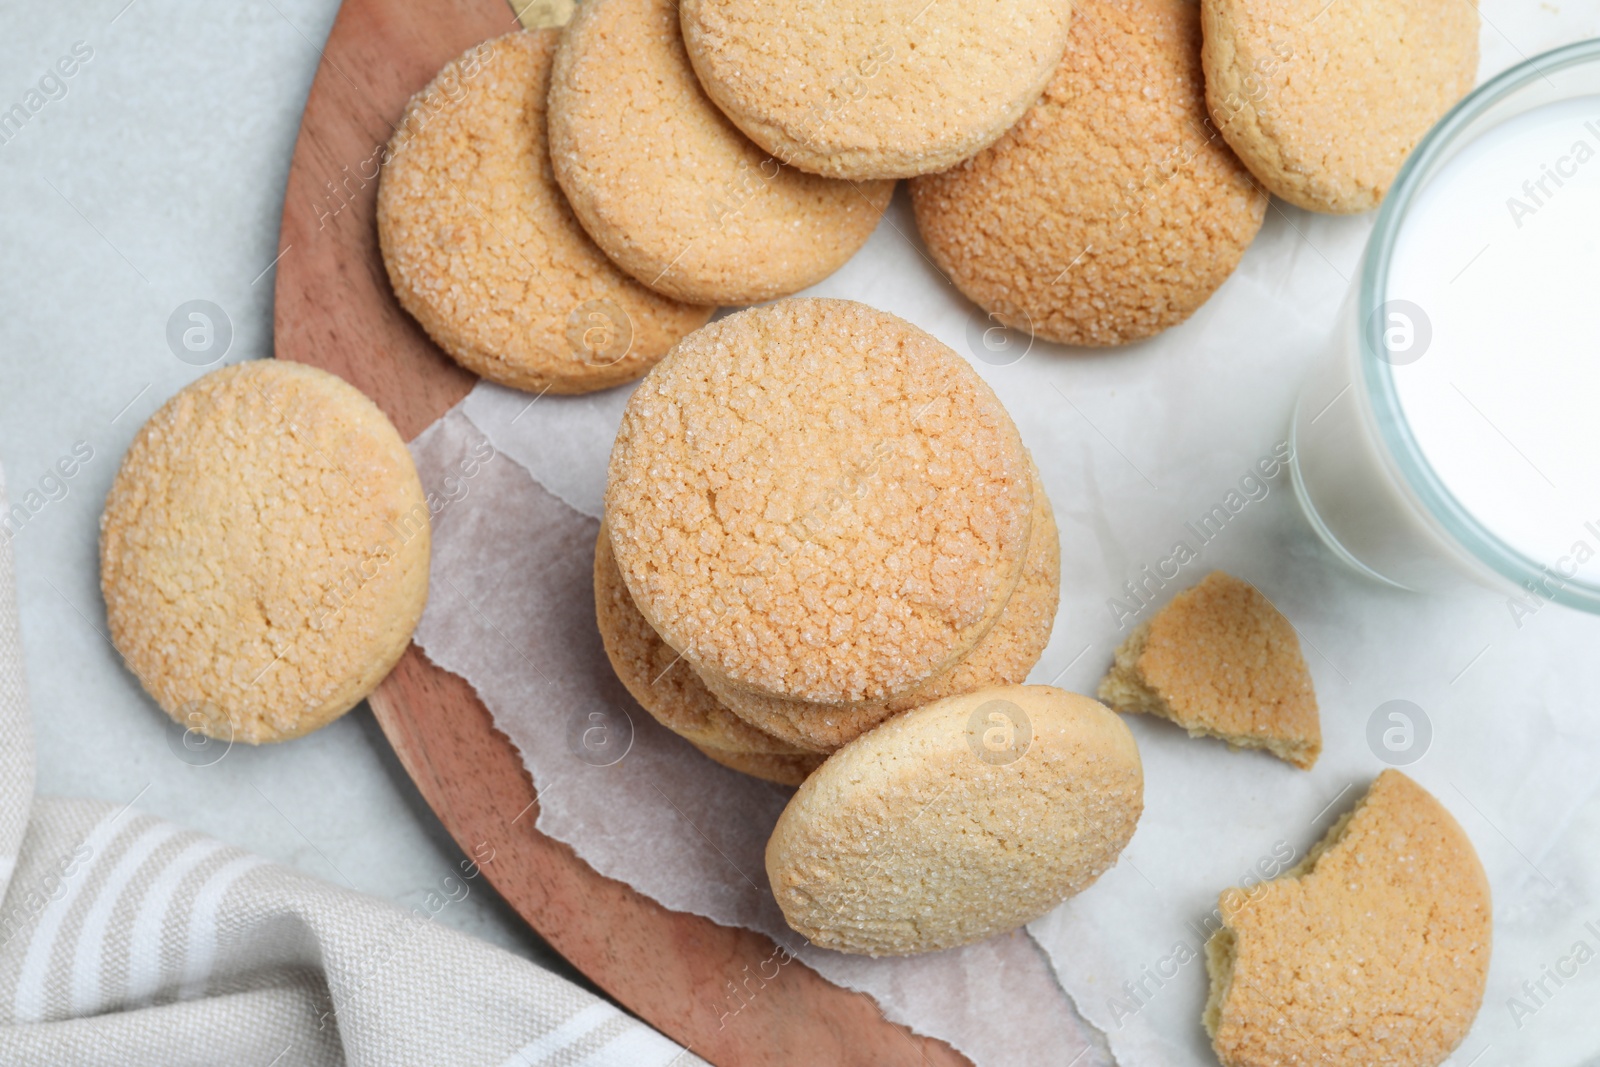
[1201,0,1478,214]
[910,0,1267,347]
[605,298,1034,705]
[593,525,808,757]
[1205,769,1491,1067]
[376,30,712,395]
[99,361,430,745]
[706,462,1060,752]
[678,0,1073,180]
[548,0,894,305]
[766,685,1144,956]
[694,744,825,787]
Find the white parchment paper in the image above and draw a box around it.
[410,407,1107,1066]
[411,6,1600,1064]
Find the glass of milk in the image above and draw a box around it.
[1289,38,1600,617]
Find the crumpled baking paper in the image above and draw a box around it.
[411,405,1106,1066]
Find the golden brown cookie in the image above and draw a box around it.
[1202,0,1478,213]
[376,30,712,395]
[678,0,1072,180]
[766,685,1143,956]
[706,462,1061,752]
[694,743,825,787]
[1205,770,1491,1067]
[593,525,808,756]
[1098,571,1320,769]
[910,0,1267,347]
[606,298,1034,706]
[100,361,430,744]
[548,0,894,305]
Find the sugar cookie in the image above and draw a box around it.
[1202,0,1478,213]
[910,0,1266,346]
[100,361,429,744]
[1098,571,1320,768]
[706,462,1060,752]
[766,685,1143,955]
[606,298,1034,705]
[548,0,894,305]
[593,525,808,756]
[1205,769,1491,1067]
[678,0,1072,180]
[376,30,712,395]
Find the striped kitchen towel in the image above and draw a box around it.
[0,473,706,1067]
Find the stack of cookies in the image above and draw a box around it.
[597,297,1152,956]
[596,297,1062,780]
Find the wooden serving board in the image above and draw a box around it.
[272,1,967,1063]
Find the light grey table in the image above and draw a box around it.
[0,0,579,988]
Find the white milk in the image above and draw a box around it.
[1387,95,1600,585]
[1291,77,1600,602]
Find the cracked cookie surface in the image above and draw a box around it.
[606,298,1033,705]
[1201,0,1478,213]
[100,361,429,744]
[911,0,1266,346]
[548,0,893,305]
[377,30,712,394]
[593,524,810,760]
[679,0,1072,179]
[707,460,1060,752]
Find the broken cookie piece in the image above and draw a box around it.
[1098,571,1320,768]
[1203,769,1491,1067]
